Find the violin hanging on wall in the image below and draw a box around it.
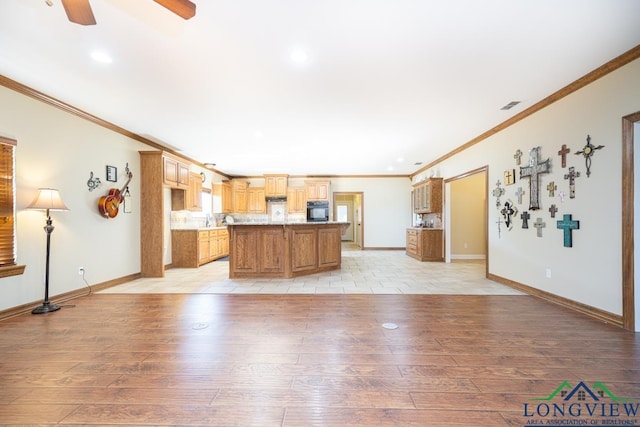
[98,171,133,219]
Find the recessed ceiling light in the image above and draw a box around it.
[396,157,404,163]
[386,166,394,171]
[253,131,263,138]
[90,51,112,64]
[290,49,309,63]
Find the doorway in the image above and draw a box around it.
[333,192,364,249]
[623,111,640,331]
[444,167,488,273]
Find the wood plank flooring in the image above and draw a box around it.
[0,293,638,426]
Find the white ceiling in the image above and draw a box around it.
[1,1,639,177]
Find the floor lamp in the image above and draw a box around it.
[27,188,69,314]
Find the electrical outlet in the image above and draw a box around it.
[545,268,552,279]
[78,267,85,276]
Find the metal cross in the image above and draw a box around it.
[514,149,523,165]
[520,146,550,210]
[556,214,580,248]
[492,180,505,209]
[564,166,580,199]
[520,211,530,229]
[496,217,503,238]
[500,200,517,229]
[533,217,546,237]
[548,204,558,218]
[546,181,557,197]
[558,144,571,168]
[575,135,604,177]
[558,191,566,203]
[515,187,525,204]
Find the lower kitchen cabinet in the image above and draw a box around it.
[171,228,229,268]
[406,228,444,262]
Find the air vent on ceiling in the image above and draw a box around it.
[414,162,423,166]
[500,101,521,110]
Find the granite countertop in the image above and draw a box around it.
[171,226,228,231]
[227,221,349,226]
[408,226,443,230]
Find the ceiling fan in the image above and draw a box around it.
[58,0,196,26]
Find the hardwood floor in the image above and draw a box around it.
[0,293,638,426]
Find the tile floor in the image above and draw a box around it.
[101,246,524,296]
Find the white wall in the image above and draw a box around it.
[330,177,412,248]
[415,58,640,316]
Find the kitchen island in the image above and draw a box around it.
[227,222,349,278]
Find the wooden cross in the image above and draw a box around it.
[556,214,579,248]
[504,169,515,185]
[520,211,530,229]
[515,187,525,204]
[492,180,505,208]
[564,166,580,199]
[558,144,571,168]
[533,217,546,237]
[546,181,557,197]
[575,135,604,177]
[548,204,558,218]
[500,200,517,229]
[519,146,550,210]
[514,149,523,165]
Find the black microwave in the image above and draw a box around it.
[306,201,329,222]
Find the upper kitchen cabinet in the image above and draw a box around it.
[247,187,266,213]
[265,174,288,198]
[231,180,249,213]
[162,153,190,189]
[305,180,331,201]
[172,172,203,211]
[412,178,443,214]
[287,187,306,214]
[213,181,232,214]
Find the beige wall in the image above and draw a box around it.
[450,172,486,259]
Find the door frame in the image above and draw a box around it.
[621,111,640,330]
[333,192,364,249]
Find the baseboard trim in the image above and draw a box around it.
[363,247,405,251]
[451,254,486,260]
[487,273,623,327]
[0,272,142,321]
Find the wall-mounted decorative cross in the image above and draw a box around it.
[533,217,546,237]
[546,181,557,197]
[500,200,517,229]
[548,204,558,218]
[496,217,503,238]
[520,211,530,229]
[558,144,571,168]
[564,166,580,199]
[514,149,523,165]
[504,169,515,185]
[556,214,580,248]
[575,135,604,177]
[520,146,551,210]
[515,187,525,204]
[558,191,566,203]
[492,180,505,209]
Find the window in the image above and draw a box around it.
[0,137,24,278]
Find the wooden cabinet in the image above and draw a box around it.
[265,174,288,198]
[305,180,330,201]
[213,181,232,214]
[412,178,443,214]
[247,187,266,213]
[171,172,202,211]
[231,180,248,213]
[406,228,444,262]
[171,228,229,268]
[163,154,189,189]
[286,187,307,214]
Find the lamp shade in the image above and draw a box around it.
[27,188,69,211]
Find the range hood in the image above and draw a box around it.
[266,196,287,202]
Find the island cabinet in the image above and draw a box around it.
[406,228,444,262]
[412,178,443,214]
[171,228,229,268]
[228,223,346,278]
[265,174,288,198]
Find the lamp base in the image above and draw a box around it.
[32,302,61,314]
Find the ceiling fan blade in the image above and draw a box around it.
[60,0,96,25]
[153,0,196,20]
